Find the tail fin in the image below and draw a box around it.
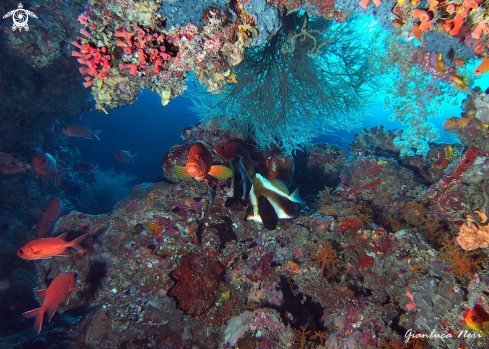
[70,233,89,252]
[23,307,45,334]
[55,169,71,186]
[92,130,101,141]
[289,187,303,204]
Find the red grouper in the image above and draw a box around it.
[34,197,61,237]
[23,272,80,334]
[173,142,232,185]
[31,148,70,185]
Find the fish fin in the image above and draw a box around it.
[56,251,72,257]
[55,169,70,186]
[92,130,101,141]
[23,307,45,334]
[56,232,68,241]
[36,289,47,303]
[46,306,57,322]
[247,214,263,223]
[209,165,233,179]
[289,187,303,204]
[269,179,289,195]
[70,232,89,252]
[173,165,190,179]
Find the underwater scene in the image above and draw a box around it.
[3,0,489,348]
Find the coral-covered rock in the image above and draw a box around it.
[293,143,345,203]
[168,252,223,316]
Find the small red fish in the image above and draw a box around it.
[17,232,88,260]
[213,141,265,176]
[0,152,23,165]
[34,197,61,237]
[0,162,31,174]
[23,272,80,334]
[75,162,99,173]
[114,150,136,164]
[62,125,101,140]
[173,143,232,184]
[474,58,489,75]
[32,148,70,185]
[465,304,489,337]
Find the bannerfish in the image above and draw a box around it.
[247,173,302,225]
[34,197,61,238]
[114,150,136,164]
[17,232,88,260]
[32,148,70,186]
[225,156,253,206]
[23,272,80,334]
[465,304,489,337]
[62,125,101,140]
[173,143,232,185]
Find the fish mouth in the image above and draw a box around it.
[187,164,205,177]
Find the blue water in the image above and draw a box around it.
[63,90,199,183]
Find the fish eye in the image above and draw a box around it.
[220,145,226,150]
[18,249,24,254]
[472,316,478,321]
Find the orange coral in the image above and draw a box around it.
[312,241,339,278]
[456,212,489,250]
[439,240,483,280]
[146,221,164,234]
[443,117,470,131]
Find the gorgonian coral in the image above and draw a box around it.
[191,13,381,154]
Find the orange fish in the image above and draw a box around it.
[454,58,465,67]
[17,232,88,260]
[32,148,70,185]
[465,304,489,337]
[62,125,101,140]
[34,197,61,237]
[435,53,445,72]
[23,272,80,334]
[451,75,470,92]
[114,150,136,164]
[474,58,489,75]
[173,143,232,184]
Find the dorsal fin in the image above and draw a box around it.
[56,232,68,241]
[270,179,289,195]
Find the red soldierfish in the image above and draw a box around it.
[62,125,101,140]
[173,143,232,185]
[17,232,88,260]
[23,272,80,334]
[34,197,61,237]
[32,148,70,185]
[114,150,136,164]
[0,162,31,174]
